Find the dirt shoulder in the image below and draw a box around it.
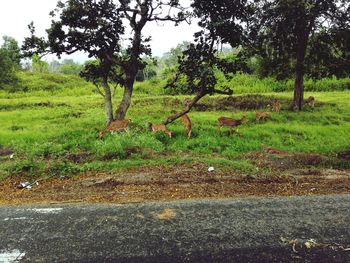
[1,163,349,205]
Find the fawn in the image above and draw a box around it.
[97,119,130,139]
[181,114,192,139]
[148,123,172,138]
[217,116,247,134]
[255,112,269,121]
[271,100,281,112]
[306,96,315,107]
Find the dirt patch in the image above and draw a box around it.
[133,97,182,108]
[338,150,350,161]
[65,152,94,164]
[0,147,14,157]
[0,164,349,205]
[153,208,177,220]
[193,95,290,111]
[249,148,327,171]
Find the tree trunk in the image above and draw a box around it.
[163,92,206,125]
[293,33,309,111]
[293,64,304,111]
[101,79,114,125]
[114,27,141,120]
[115,80,134,120]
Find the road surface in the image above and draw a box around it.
[1,195,350,262]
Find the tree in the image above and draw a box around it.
[49,60,61,73]
[22,0,189,125]
[32,54,49,73]
[0,49,19,90]
[60,59,83,75]
[1,36,21,68]
[136,57,158,81]
[162,41,190,67]
[306,28,350,79]
[163,0,253,125]
[253,0,350,110]
[0,36,20,90]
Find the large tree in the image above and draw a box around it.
[254,0,350,110]
[23,0,189,125]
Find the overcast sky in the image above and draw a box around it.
[0,0,199,63]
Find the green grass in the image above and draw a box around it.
[0,72,349,180]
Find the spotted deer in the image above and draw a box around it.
[271,100,281,112]
[255,112,269,121]
[217,116,247,134]
[97,119,130,139]
[181,114,192,139]
[306,96,315,107]
[148,123,172,138]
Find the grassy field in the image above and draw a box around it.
[0,73,349,180]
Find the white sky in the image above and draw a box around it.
[0,0,199,63]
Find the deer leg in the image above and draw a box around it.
[187,129,192,139]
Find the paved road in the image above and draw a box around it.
[0,195,350,262]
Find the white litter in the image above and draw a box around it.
[208,166,215,172]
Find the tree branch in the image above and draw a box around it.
[94,84,105,97]
[162,91,206,125]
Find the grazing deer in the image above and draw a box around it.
[217,116,247,135]
[97,119,130,139]
[148,123,172,138]
[181,114,192,139]
[182,98,192,107]
[306,96,315,107]
[255,112,269,121]
[271,100,281,112]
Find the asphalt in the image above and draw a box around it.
[0,195,350,262]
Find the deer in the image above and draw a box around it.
[182,98,192,107]
[306,96,315,107]
[181,114,192,139]
[148,123,172,138]
[270,100,281,112]
[217,116,247,135]
[255,112,269,122]
[97,119,131,139]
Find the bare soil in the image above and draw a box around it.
[1,161,349,205]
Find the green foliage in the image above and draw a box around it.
[250,0,350,80]
[0,36,21,91]
[161,41,190,68]
[0,50,19,91]
[32,54,49,73]
[1,36,21,67]
[59,59,83,75]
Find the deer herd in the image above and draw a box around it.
[98,96,315,139]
